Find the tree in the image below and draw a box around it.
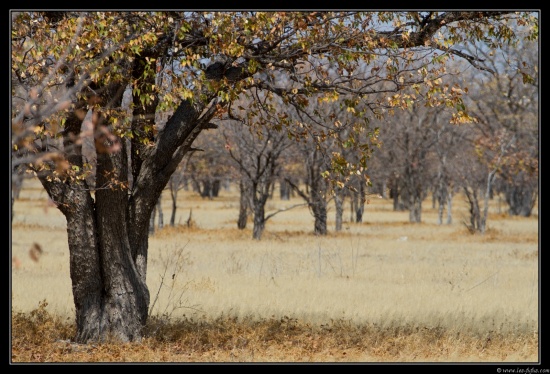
[185,128,232,199]
[378,105,441,223]
[11,11,537,343]
[224,115,295,240]
[165,150,196,226]
[452,35,538,233]
[429,108,467,225]
[465,39,538,218]
[286,139,332,235]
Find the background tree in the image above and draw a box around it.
[186,129,233,199]
[11,11,537,343]
[465,39,538,218]
[428,108,467,225]
[223,111,296,240]
[165,150,196,226]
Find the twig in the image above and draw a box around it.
[464,271,499,292]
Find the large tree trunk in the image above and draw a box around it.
[95,140,151,342]
[39,178,107,343]
[38,92,215,343]
[38,87,152,342]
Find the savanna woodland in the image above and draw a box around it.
[11,10,539,358]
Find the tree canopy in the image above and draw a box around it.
[12,11,538,188]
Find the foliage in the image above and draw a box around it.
[12,11,538,188]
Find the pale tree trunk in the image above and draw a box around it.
[480,170,498,234]
[437,194,445,225]
[446,189,453,225]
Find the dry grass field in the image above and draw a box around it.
[10,178,540,363]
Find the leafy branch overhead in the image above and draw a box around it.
[12,11,537,190]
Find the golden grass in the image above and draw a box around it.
[11,302,538,362]
[11,178,540,363]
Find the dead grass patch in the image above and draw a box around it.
[11,179,539,363]
[11,304,538,363]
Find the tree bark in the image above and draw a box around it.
[334,189,344,231]
[252,202,266,240]
[170,188,178,227]
[505,182,537,217]
[38,91,215,343]
[279,179,291,200]
[446,190,453,225]
[355,182,365,223]
[463,187,481,233]
[237,180,249,230]
[311,189,328,235]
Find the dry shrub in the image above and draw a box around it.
[11,300,74,348]
[150,224,203,238]
[11,308,538,362]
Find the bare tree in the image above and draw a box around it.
[223,116,295,240]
